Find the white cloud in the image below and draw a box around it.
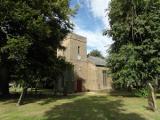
[86,0,110,28]
[74,23,113,56]
[73,0,113,56]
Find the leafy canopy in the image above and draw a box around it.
[88,49,104,59]
[0,0,75,91]
[106,0,160,88]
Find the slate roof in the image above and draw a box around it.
[88,56,106,67]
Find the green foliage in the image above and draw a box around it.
[106,0,160,89]
[0,0,75,95]
[134,87,149,97]
[88,49,104,58]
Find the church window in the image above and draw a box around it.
[103,70,107,86]
[78,46,80,55]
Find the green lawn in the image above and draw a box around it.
[0,92,160,120]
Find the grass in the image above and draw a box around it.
[0,92,160,120]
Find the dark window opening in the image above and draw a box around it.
[78,46,80,55]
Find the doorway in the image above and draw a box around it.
[76,79,83,92]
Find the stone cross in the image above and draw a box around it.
[148,83,157,111]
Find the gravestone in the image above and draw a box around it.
[148,83,157,111]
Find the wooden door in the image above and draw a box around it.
[77,79,82,92]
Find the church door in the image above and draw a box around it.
[77,79,82,92]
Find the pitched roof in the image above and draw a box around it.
[88,56,106,66]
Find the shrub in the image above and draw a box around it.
[134,87,148,97]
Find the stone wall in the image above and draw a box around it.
[57,33,112,92]
[86,62,112,91]
[57,33,87,62]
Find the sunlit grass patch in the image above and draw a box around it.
[0,92,160,120]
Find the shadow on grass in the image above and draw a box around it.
[0,93,79,105]
[44,96,146,120]
[109,90,137,98]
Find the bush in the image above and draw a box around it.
[134,87,148,97]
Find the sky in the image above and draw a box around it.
[70,0,113,56]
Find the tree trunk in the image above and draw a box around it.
[1,81,9,95]
[53,80,58,96]
[63,88,68,96]
[63,78,68,96]
[34,82,39,95]
[0,67,9,96]
[17,87,27,106]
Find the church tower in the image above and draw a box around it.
[57,33,87,62]
[57,33,88,92]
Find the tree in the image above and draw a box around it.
[0,0,75,103]
[88,49,104,58]
[105,0,160,89]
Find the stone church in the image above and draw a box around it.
[57,33,112,92]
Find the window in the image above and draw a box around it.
[103,70,107,86]
[78,46,80,55]
[77,46,81,60]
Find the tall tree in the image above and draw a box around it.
[106,0,160,89]
[88,49,104,59]
[0,0,75,99]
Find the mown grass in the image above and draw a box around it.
[0,92,160,120]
